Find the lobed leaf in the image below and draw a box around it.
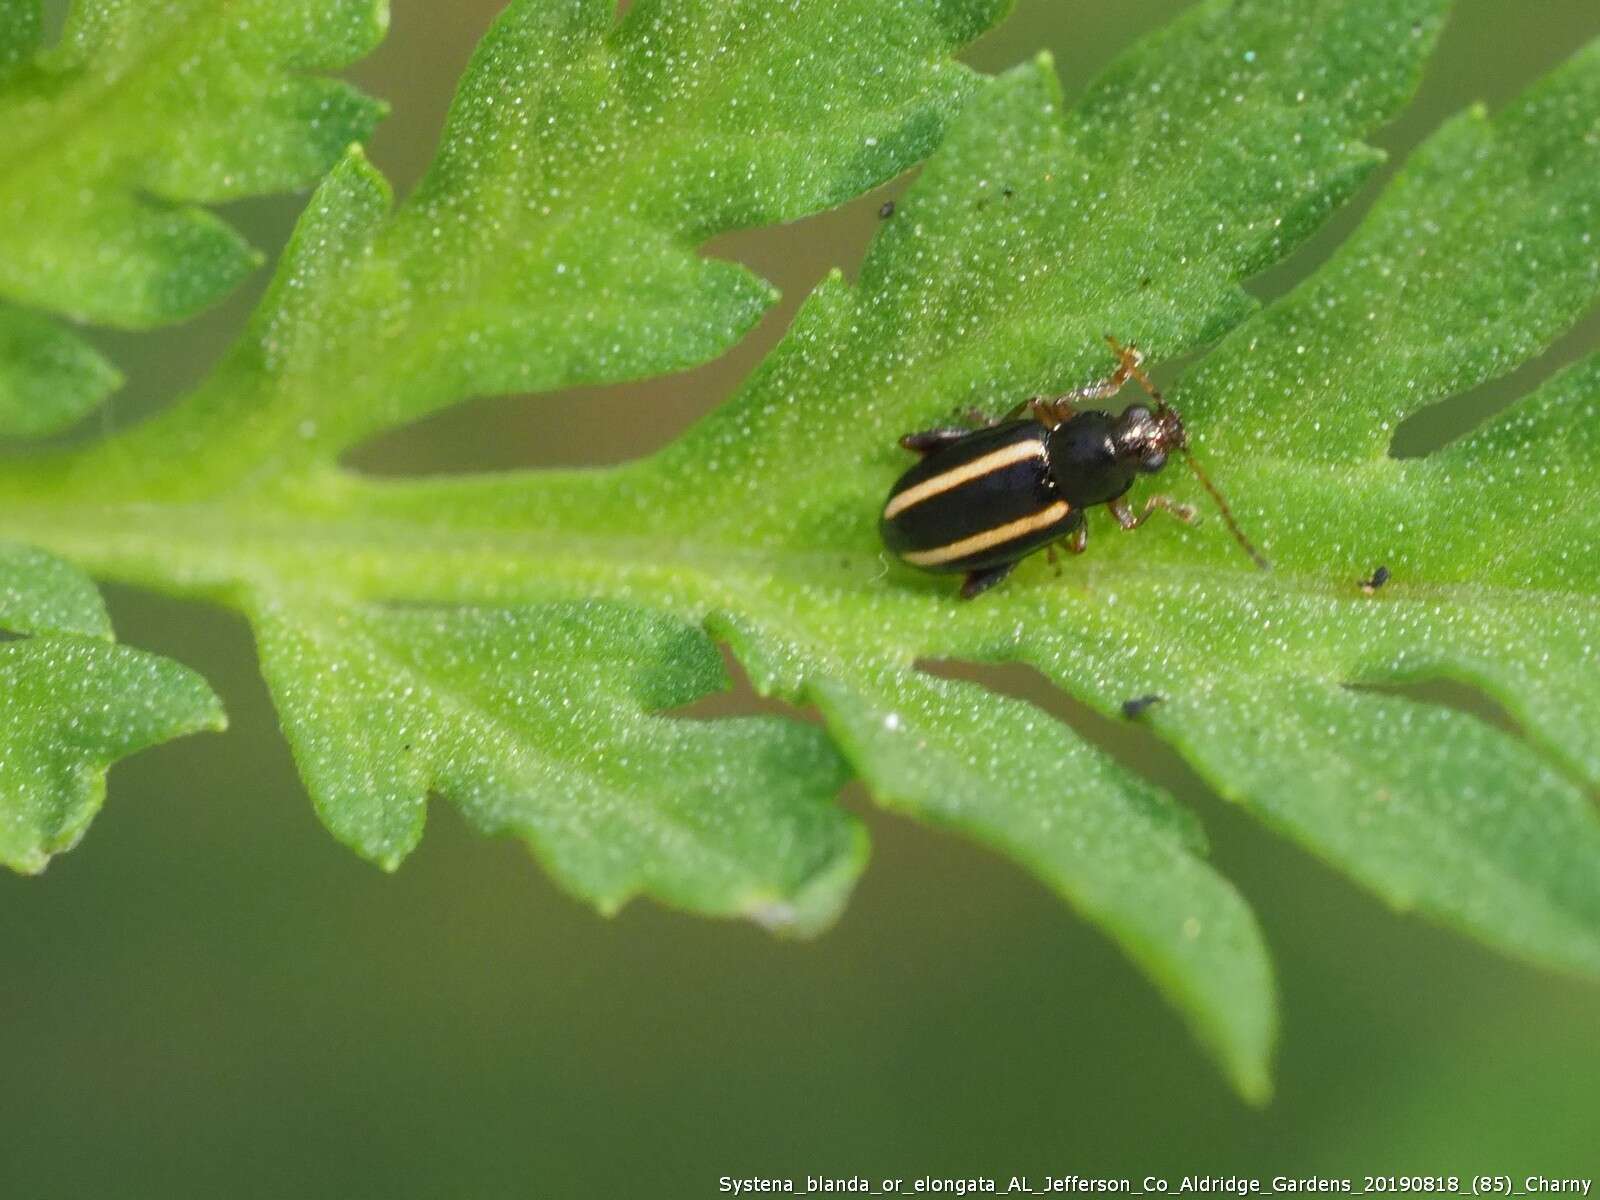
[1115,41,1600,975]
[74,0,1007,498]
[0,0,38,85]
[0,544,222,872]
[0,303,120,438]
[0,540,109,636]
[222,0,1448,1092]
[251,596,862,932]
[0,636,224,873]
[0,0,388,328]
[3,0,1599,1101]
[1186,39,1600,467]
[0,0,1006,900]
[807,663,1275,1101]
[0,0,388,446]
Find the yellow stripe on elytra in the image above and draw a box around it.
[901,501,1072,567]
[882,438,1046,521]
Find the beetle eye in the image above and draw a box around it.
[1141,450,1167,473]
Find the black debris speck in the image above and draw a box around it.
[1121,694,1165,719]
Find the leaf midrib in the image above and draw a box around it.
[4,490,1597,617]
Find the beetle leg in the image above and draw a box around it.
[1108,494,1199,530]
[1102,334,1171,407]
[899,427,975,456]
[1047,385,1101,411]
[965,337,1155,432]
[1063,524,1089,554]
[992,395,1068,425]
[976,379,1109,428]
[1027,396,1078,425]
[960,562,1016,599]
[939,339,1154,434]
[949,404,1021,426]
[1023,342,1151,426]
[1041,341,1147,414]
[979,394,1081,427]
[965,397,1037,424]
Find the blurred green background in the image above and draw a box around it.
[4,2,1599,1195]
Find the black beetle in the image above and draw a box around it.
[880,336,1267,598]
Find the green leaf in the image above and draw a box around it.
[0,633,225,873]
[0,303,120,437]
[0,543,223,872]
[0,540,110,636]
[78,0,1003,496]
[0,0,387,866]
[3,0,1599,1102]
[252,596,862,931]
[1121,40,1600,975]
[0,0,388,328]
[0,0,1003,885]
[0,0,388,440]
[0,0,40,82]
[806,663,1275,1100]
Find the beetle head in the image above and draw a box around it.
[1112,403,1187,474]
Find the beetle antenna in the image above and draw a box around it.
[1103,333,1270,571]
[1181,450,1271,571]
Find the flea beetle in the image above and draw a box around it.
[880,335,1268,598]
